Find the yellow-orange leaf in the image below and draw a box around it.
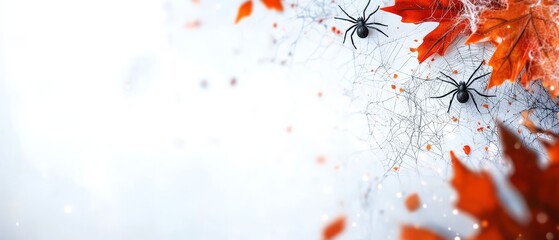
[235,0,253,24]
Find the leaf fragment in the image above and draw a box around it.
[235,0,253,24]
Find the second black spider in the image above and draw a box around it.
[431,62,496,113]
[335,0,388,49]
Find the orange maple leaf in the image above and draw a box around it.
[466,0,559,97]
[235,0,283,23]
[382,0,470,62]
[400,122,559,239]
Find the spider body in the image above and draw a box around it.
[355,18,368,38]
[431,62,496,113]
[456,82,469,103]
[335,0,388,49]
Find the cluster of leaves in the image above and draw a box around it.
[401,118,559,239]
[383,0,559,97]
[235,0,283,23]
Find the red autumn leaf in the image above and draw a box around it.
[451,150,524,240]
[498,122,559,239]
[235,0,253,24]
[450,151,501,218]
[381,0,469,62]
[405,193,421,212]
[322,215,346,240]
[261,0,283,11]
[400,122,559,239]
[466,0,559,97]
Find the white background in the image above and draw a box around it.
[0,0,551,239]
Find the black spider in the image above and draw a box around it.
[431,62,496,113]
[335,0,388,49]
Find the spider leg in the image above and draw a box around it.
[366,22,388,27]
[334,17,357,24]
[436,77,458,87]
[338,5,357,21]
[342,25,357,44]
[470,88,496,98]
[431,89,457,99]
[466,72,491,87]
[365,5,380,22]
[363,0,371,19]
[447,91,457,113]
[350,27,357,49]
[440,71,459,86]
[468,91,481,113]
[369,26,388,38]
[465,61,485,86]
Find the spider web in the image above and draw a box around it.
[166,0,559,238]
[276,0,559,238]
